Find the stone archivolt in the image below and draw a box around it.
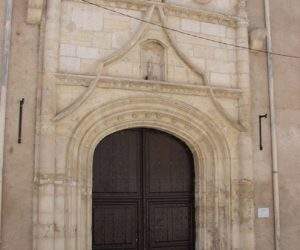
[65,96,233,250]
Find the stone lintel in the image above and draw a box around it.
[54,73,242,100]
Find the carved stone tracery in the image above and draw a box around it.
[33,0,255,248]
[54,4,244,132]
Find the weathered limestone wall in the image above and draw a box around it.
[1,0,39,249]
[167,15,237,87]
[52,2,248,250]
[248,0,300,249]
[0,1,6,243]
[271,0,300,248]
[38,0,254,249]
[59,1,237,87]
[1,1,252,249]
[167,0,237,14]
[247,1,275,249]
[1,0,299,250]
[59,2,143,75]
[0,1,4,62]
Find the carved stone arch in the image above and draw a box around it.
[140,38,169,49]
[65,96,233,250]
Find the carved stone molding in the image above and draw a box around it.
[54,4,245,131]
[64,96,233,249]
[77,0,238,27]
[53,4,155,121]
[34,173,73,186]
[194,0,213,4]
[27,0,44,24]
[54,73,242,100]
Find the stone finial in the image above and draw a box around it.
[250,28,267,51]
[27,0,44,24]
[238,0,248,18]
[239,0,247,9]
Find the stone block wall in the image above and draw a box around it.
[60,2,142,75]
[0,1,251,250]
[170,16,237,87]
[167,0,237,14]
[1,1,40,250]
[2,0,300,250]
[58,1,237,87]
[48,1,250,250]
[0,0,4,63]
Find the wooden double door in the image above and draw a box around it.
[92,128,195,250]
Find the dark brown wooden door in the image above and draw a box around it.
[92,128,195,250]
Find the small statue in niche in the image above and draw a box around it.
[145,58,156,80]
[141,41,165,81]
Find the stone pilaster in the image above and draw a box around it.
[35,0,61,249]
[236,1,256,250]
[0,0,13,242]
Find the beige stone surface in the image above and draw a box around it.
[168,0,237,14]
[26,0,44,24]
[0,0,4,63]
[248,0,300,249]
[1,1,39,250]
[0,0,299,249]
[2,1,249,249]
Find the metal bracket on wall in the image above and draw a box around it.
[259,114,268,150]
[18,98,25,144]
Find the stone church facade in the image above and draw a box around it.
[0,0,299,250]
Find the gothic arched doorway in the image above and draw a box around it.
[92,128,195,249]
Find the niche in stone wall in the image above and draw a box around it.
[141,40,166,81]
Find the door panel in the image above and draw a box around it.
[144,129,194,195]
[148,201,193,248]
[92,128,195,250]
[93,201,139,249]
[93,129,141,196]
